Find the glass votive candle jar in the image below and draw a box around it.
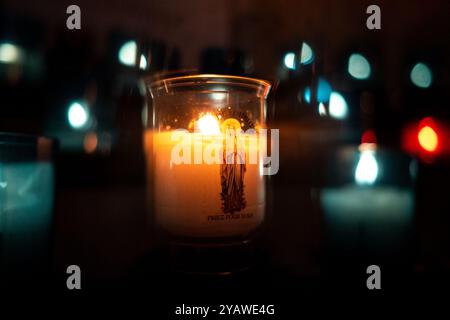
[0,134,56,288]
[144,74,271,273]
[315,143,416,270]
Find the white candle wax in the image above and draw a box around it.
[146,130,265,239]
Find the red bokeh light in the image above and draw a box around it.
[401,117,450,162]
[361,129,377,144]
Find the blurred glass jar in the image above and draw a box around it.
[0,134,56,288]
[313,143,416,268]
[143,74,271,273]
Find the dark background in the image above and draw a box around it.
[1,0,450,314]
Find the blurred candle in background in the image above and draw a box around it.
[319,143,415,261]
[0,135,55,288]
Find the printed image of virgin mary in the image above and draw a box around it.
[220,152,246,214]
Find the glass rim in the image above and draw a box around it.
[147,74,271,96]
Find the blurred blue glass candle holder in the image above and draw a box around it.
[318,143,416,265]
[0,133,56,288]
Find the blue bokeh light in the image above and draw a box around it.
[302,78,332,104]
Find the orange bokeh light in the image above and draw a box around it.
[84,132,98,154]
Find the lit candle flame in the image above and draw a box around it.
[196,113,221,135]
[355,144,378,186]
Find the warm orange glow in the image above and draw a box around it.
[84,132,98,153]
[220,118,241,132]
[418,126,438,152]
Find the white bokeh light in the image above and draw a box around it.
[68,101,89,129]
[284,52,296,70]
[329,92,348,120]
[118,41,137,66]
[0,43,21,64]
[139,54,147,69]
[355,149,379,185]
[318,103,327,116]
